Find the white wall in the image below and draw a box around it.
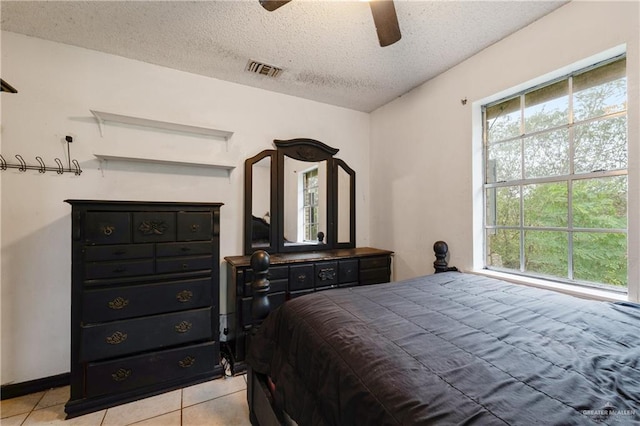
[370,1,639,293]
[0,31,371,385]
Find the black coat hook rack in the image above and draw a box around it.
[0,154,82,175]
[0,136,82,175]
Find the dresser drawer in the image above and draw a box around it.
[133,212,176,243]
[242,279,287,297]
[177,212,213,241]
[84,244,154,262]
[315,261,338,289]
[339,259,359,283]
[239,266,288,296]
[82,277,213,323]
[156,255,212,274]
[289,264,314,291]
[84,212,131,245]
[360,256,390,270]
[85,342,218,398]
[85,259,155,280]
[359,268,391,285]
[80,308,212,362]
[156,241,211,257]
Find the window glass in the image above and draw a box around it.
[574,58,626,121]
[486,97,521,142]
[523,129,569,179]
[572,176,627,229]
[524,80,569,132]
[523,182,567,227]
[574,116,627,173]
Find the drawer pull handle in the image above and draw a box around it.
[318,268,336,281]
[182,263,189,270]
[111,368,131,382]
[176,290,193,303]
[106,331,128,345]
[179,356,196,368]
[297,274,306,282]
[190,224,200,232]
[175,321,192,333]
[180,246,192,252]
[108,297,129,310]
[102,226,115,236]
[113,249,127,256]
[113,266,127,274]
[138,220,168,235]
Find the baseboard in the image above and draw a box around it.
[1,373,70,400]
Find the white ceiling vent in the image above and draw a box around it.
[246,60,282,78]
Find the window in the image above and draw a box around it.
[302,167,319,241]
[483,56,627,292]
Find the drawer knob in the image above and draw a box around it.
[107,297,129,310]
[106,331,128,345]
[111,368,131,382]
[190,224,200,232]
[176,290,193,303]
[102,225,115,236]
[178,356,196,368]
[175,321,192,333]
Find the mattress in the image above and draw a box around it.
[248,272,640,425]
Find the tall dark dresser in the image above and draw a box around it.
[64,200,223,418]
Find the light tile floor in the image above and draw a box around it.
[1,375,250,426]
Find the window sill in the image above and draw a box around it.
[468,269,628,302]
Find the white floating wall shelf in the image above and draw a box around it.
[90,110,234,147]
[94,153,236,178]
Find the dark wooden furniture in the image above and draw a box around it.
[225,247,393,372]
[64,200,223,418]
[244,138,356,254]
[246,244,640,425]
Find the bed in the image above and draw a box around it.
[245,249,640,425]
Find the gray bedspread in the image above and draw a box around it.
[248,272,640,425]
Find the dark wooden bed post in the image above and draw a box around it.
[433,241,458,273]
[247,250,282,426]
[250,250,271,325]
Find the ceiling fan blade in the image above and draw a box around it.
[369,0,401,47]
[259,0,292,12]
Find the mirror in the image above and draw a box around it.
[251,156,272,247]
[244,150,276,253]
[244,138,355,254]
[336,160,355,244]
[283,157,327,246]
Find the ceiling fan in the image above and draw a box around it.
[259,0,401,47]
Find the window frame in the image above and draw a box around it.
[480,54,628,294]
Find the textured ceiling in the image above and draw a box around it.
[1,0,567,112]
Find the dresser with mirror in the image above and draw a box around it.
[225,138,392,371]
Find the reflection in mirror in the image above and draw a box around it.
[337,164,351,243]
[251,157,271,248]
[283,157,327,245]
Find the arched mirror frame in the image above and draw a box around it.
[244,138,356,254]
[244,149,278,254]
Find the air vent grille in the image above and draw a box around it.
[246,60,282,78]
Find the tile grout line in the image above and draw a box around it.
[23,390,47,425]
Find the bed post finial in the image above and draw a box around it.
[250,250,271,324]
[434,241,458,273]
